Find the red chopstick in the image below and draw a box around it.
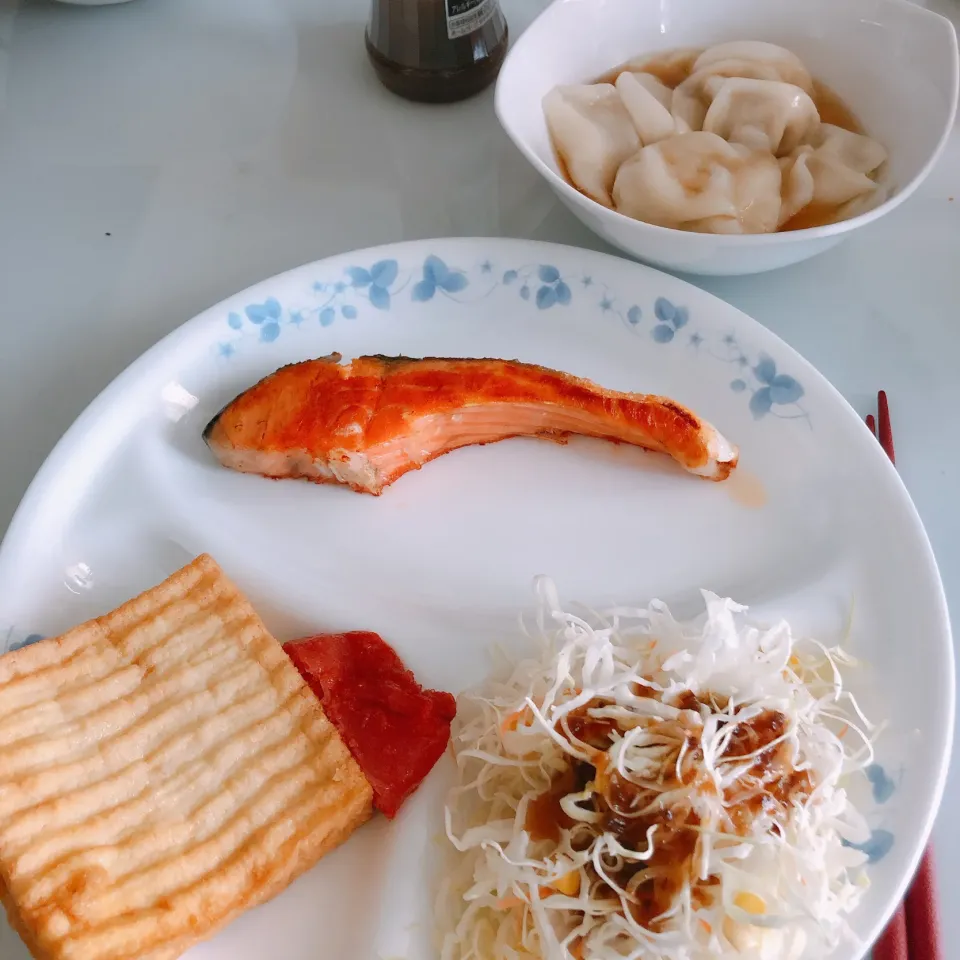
[874,907,909,960]
[874,853,941,960]
[904,850,942,960]
[877,390,896,466]
[866,393,941,960]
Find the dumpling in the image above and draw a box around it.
[805,123,887,206]
[612,131,782,234]
[621,48,701,85]
[671,41,816,133]
[671,72,712,132]
[692,41,814,95]
[777,125,888,225]
[622,71,673,111]
[616,72,677,145]
[778,146,815,225]
[543,84,641,208]
[702,77,820,156]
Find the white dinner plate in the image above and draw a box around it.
[0,238,951,960]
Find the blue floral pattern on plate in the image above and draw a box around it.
[412,255,468,302]
[217,251,808,421]
[1,628,45,654]
[846,829,895,864]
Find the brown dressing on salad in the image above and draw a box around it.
[525,697,814,928]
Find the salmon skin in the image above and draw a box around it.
[203,353,738,495]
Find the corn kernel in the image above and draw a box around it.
[734,891,766,915]
[551,871,581,896]
[722,917,766,951]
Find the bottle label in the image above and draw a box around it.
[446,0,498,39]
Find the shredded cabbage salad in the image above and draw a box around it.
[439,579,876,960]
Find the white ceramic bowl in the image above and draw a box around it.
[495,0,959,276]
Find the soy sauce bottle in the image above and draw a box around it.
[365,0,509,104]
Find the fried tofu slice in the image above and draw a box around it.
[0,554,373,960]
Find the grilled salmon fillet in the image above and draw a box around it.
[203,353,738,495]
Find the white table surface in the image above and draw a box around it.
[0,0,957,953]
